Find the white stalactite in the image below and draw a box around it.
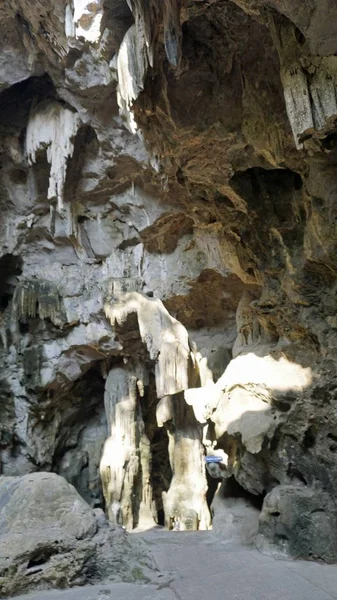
[310,69,337,131]
[126,0,154,67]
[26,102,81,211]
[281,67,313,150]
[281,58,337,149]
[104,291,190,398]
[116,24,148,133]
[64,3,75,38]
[117,24,147,110]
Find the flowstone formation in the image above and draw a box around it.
[1,1,337,584]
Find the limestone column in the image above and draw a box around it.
[158,394,211,531]
[100,365,156,529]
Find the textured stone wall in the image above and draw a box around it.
[1,0,337,562]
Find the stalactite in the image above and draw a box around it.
[281,63,337,149]
[281,67,313,150]
[126,0,157,68]
[271,18,337,149]
[116,0,181,131]
[310,63,337,131]
[117,23,147,108]
[116,23,148,133]
[163,0,182,67]
[12,280,62,326]
[26,101,81,211]
[104,290,190,398]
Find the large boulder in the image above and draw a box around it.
[256,485,337,562]
[0,472,154,598]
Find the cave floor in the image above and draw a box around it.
[12,529,337,600]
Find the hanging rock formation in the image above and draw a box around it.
[2,2,337,591]
[26,101,81,211]
[104,288,191,398]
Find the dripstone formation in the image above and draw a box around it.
[2,0,337,593]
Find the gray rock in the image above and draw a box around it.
[257,485,337,562]
[0,472,155,598]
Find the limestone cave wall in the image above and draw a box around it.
[1,0,337,563]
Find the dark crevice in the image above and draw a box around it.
[65,124,99,206]
[101,0,134,56]
[0,74,56,135]
[141,375,172,526]
[303,425,317,449]
[276,533,289,541]
[222,476,264,511]
[287,464,307,486]
[27,547,59,571]
[0,254,22,310]
[271,399,291,413]
[50,368,107,509]
[206,470,220,510]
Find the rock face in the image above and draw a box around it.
[0,472,154,598]
[2,0,337,568]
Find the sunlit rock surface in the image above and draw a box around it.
[2,2,337,591]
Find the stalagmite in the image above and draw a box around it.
[26,101,81,211]
[104,290,190,398]
[102,286,210,531]
[158,393,211,531]
[100,366,156,528]
[163,0,182,67]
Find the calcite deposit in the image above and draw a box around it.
[2,2,337,592]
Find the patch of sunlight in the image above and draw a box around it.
[217,352,312,393]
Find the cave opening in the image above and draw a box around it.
[221,476,264,511]
[230,166,303,219]
[0,254,22,311]
[48,359,174,526]
[0,74,56,135]
[210,475,264,541]
[51,366,108,510]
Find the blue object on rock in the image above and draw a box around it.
[205,456,223,463]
